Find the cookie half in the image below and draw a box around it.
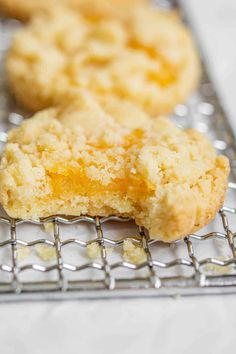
[6,5,200,115]
[0,91,229,242]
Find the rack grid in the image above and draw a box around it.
[0,0,236,301]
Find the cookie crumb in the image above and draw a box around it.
[123,239,147,265]
[17,246,30,260]
[43,222,54,235]
[203,256,233,275]
[35,244,57,261]
[86,243,114,259]
[172,294,181,300]
[86,243,101,259]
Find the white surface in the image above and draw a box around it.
[1,1,236,353]
[0,296,236,354]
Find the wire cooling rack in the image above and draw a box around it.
[0,0,236,301]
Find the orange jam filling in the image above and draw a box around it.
[47,129,154,200]
[48,167,153,200]
[49,168,111,197]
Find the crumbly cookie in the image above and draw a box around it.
[0,0,147,21]
[6,5,200,115]
[0,91,229,242]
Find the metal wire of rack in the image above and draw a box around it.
[0,0,236,301]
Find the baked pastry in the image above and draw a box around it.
[0,0,147,22]
[0,91,229,242]
[6,5,200,115]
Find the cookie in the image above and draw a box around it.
[0,0,147,21]
[6,5,200,115]
[0,91,229,242]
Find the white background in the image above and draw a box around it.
[1,1,236,353]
